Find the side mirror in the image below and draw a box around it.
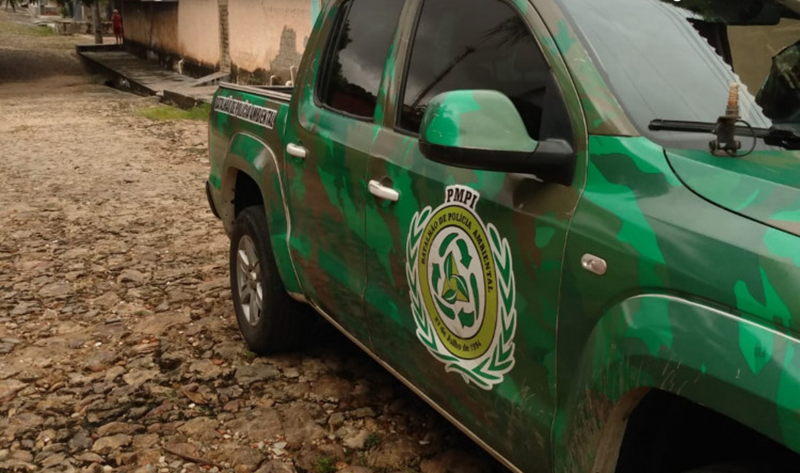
[419,90,575,185]
[757,40,800,123]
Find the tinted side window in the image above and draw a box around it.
[318,0,405,119]
[399,0,549,137]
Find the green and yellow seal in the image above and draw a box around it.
[406,185,517,390]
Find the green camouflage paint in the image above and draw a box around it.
[420,90,538,152]
[206,0,800,472]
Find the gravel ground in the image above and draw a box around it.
[0,10,510,473]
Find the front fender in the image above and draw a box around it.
[555,294,800,473]
[219,132,302,295]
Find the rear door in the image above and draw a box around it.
[283,0,405,341]
[362,0,586,470]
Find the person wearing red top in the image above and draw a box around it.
[111,9,123,45]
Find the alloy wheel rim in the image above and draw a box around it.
[236,235,263,326]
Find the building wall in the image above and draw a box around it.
[121,0,323,83]
[228,0,314,83]
[177,0,220,70]
[121,1,179,58]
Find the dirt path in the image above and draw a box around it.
[0,11,508,473]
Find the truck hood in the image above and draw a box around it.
[665,148,800,237]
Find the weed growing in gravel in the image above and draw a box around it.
[365,432,383,449]
[314,456,337,473]
[138,104,211,121]
[243,350,257,361]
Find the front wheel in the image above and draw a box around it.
[229,206,305,354]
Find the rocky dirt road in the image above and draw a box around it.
[0,10,509,473]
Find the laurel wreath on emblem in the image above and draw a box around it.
[405,207,517,390]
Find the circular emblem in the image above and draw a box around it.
[406,185,517,390]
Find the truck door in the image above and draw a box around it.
[283,0,405,342]
[363,0,585,470]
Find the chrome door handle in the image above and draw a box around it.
[368,180,400,203]
[286,143,308,159]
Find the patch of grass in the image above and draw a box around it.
[242,350,257,361]
[314,456,337,473]
[0,23,56,36]
[365,433,382,449]
[28,26,56,37]
[138,103,211,121]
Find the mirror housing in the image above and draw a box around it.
[419,90,575,185]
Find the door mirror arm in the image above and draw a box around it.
[420,138,575,185]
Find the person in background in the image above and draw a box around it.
[111,9,123,45]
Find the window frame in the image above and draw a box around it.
[314,0,402,123]
[393,0,557,137]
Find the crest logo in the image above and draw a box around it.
[405,185,517,390]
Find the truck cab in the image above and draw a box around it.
[207,0,800,472]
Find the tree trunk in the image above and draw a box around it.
[93,1,103,44]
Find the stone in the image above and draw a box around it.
[197,278,227,293]
[343,429,371,450]
[122,369,157,388]
[177,417,219,442]
[255,460,296,473]
[96,422,144,437]
[350,407,376,419]
[91,292,120,308]
[133,313,190,336]
[164,442,200,460]
[368,438,417,470]
[6,413,45,439]
[117,270,148,285]
[38,281,72,299]
[225,408,283,442]
[223,400,240,413]
[208,443,263,472]
[312,375,353,401]
[282,403,326,445]
[11,450,34,462]
[283,367,300,379]
[187,359,224,381]
[328,412,345,429]
[104,366,125,383]
[69,430,94,453]
[91,434,132,455]
[132,433,159,449]
[40,452,66,468]
[0,379,26,403]
[339,467,374,473]
[235,364,280,386]
[84,351,118,372]
[75,452,104,464]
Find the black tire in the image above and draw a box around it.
[229,206,305,354]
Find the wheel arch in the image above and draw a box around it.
[220,131,302,295]
[555,294,800,473]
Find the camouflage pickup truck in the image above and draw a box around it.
[206,0,800,472]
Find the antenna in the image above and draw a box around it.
[709,83,742,156]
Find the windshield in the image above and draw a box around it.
[555,0,800,148]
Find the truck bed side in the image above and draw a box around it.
[207,83,302,294]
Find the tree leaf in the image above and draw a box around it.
[454,275,469,303]
[458,309,475,328]
[444,252,455,278]
[443,287,458,304]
